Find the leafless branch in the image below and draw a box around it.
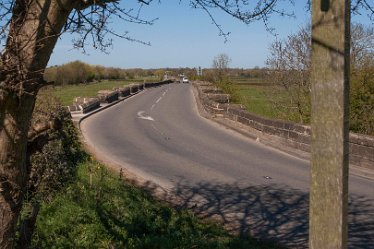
[190,0,296,38]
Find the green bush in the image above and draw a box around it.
[350,66,374,135]
[215,78,242,104]
[17,95,87,247]
[27,95,86,200]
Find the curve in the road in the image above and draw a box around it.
[81,83,374,249]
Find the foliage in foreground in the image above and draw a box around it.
[33,162,282,249]
[17,95,87,247]
[28,95,86,199]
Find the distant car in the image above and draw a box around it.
[182,77,189,83]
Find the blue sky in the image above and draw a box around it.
[48,1,371,69]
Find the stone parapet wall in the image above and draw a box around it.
[193,81,374,170]
[114,86,131,97]
[349,133,374,169]
[67,97,101,113]
[66,80,173,115]
[130,84,139,94]
[79,98,101,114]
[97,90,119,103]
[144,80,172,88]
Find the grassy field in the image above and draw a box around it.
[34,160,282,249]
[236,85,279,119]
[227,76,280,120]
[229,76,270,86]
[227,76,302,123]
[42,78,155,106]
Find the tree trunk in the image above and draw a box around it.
[0,1,76,247]
[0,93,36,248]
[17,202,40,249]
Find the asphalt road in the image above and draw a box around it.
[81,83,374,248]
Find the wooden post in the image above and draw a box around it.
[309,0,350,248]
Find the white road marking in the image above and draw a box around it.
[137,111,155,121]
[150,88,169,111]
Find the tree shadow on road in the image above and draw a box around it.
[168,181,373,249]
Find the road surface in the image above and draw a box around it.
[81,83,374,248]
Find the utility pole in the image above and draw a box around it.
[309,0,350,248]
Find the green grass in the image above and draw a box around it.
[42,78,155,106]
[34,161,283,249]
[226,76,280,119]
[236,85,279,120]
[226,76,302,122]
[229,77,269,86]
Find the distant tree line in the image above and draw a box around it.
[44,61,148,85]
[43,61,208,85]
[44,60,268,87]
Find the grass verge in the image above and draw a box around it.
[33,160,283,249]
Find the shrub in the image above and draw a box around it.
[350,65,374,135]
[18,95,86,247]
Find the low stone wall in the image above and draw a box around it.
[193,81,374,170]
[349,133,374,169]
[97,90,119,103]
[79,98,101,114]
[144,79,173,88]
[67,105,79,112]
[114,86,131,97]
[66,80,173,115]
[67,97,101,113]
[130,84,139,94]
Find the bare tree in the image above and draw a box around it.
[212,53,231,70]
[212,53,231,80]
[351,23,374,70]
[266,26,311,123]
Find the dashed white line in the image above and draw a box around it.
[151,89,169,111]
